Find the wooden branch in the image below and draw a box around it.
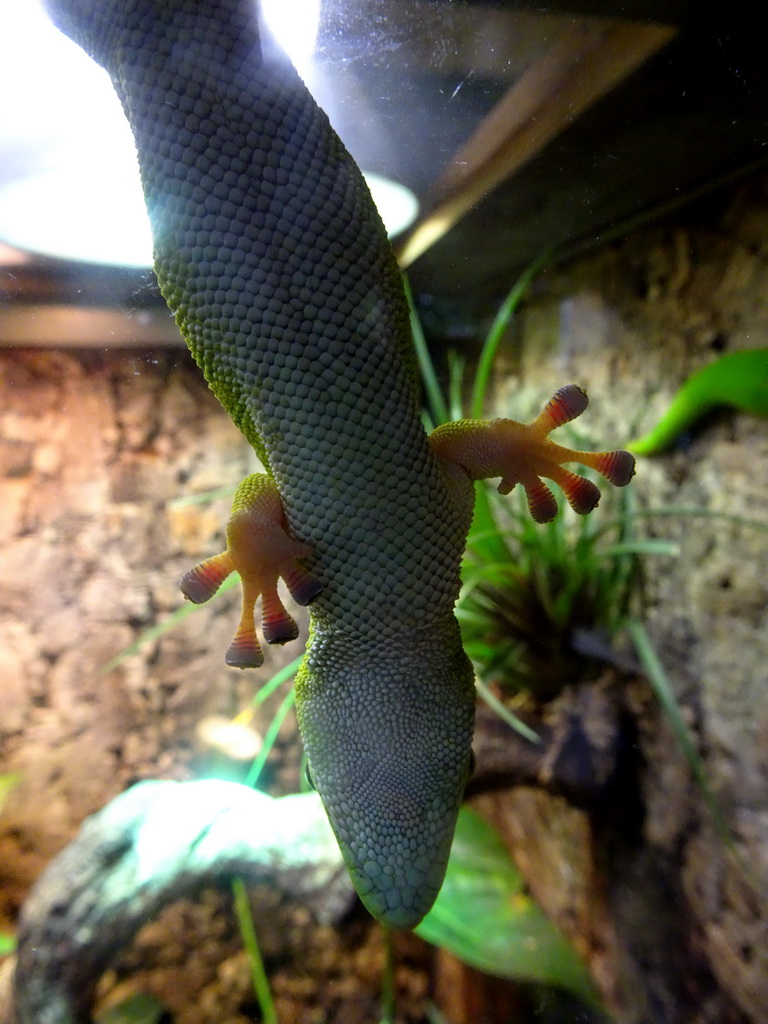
[397,19,677,267]
[1,684,623,1022]
[2,781,352,1024]
[467,682,621,807]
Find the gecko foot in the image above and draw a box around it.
[430,384,636,524]
[180,474,322,668]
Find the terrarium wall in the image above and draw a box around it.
[471,175,768,1024]
[1,174,767,1022]
[0,346,305,928]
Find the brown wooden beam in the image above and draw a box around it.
[397,18,676,268]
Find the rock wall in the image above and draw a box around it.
[474,176,768,1023]
[0,348,304,927]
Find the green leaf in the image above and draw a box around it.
[404,273,447,426]
[470,252,550,420]
[0,932,16,956]
[101,575,240,672]
[95,992,167,1024]
[628,348,768,455]
[232,877,278,1024]
[417,808,600,1007]
[627,620,740,856]
[474,678,539,743]
[0,773,20,816]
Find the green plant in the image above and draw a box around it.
[0,772,20,817]
[232,877,278,1024]
[408,265,754,870]
[417,807,599,1006]
[95,992,166,1024]
[628,347,768,455]
[98,260,762,1019]
[460,485,643,699]
[408,269,670,709]
[0,774,20,958]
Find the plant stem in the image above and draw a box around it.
[403,273,448,426]
[470,251,550,419]
[628,620,736,849]
[379,926,396,1024]
[246,686,297,788]
[232,877,279,1024]
[251,654,304,708]
[475,677,539,743]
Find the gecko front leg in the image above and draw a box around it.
[430,384,635,522]
[180,474,322,668]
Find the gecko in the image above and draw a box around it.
[46,0,634,929]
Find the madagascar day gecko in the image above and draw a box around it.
[46,0,634,928]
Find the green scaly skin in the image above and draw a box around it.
[47,0,637,928]
[48,0,476,927]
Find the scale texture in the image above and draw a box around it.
[48,0,477,926]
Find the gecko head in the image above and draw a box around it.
[295,621,475,929]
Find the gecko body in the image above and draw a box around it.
[47,0,633,927]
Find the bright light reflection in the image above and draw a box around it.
[0,165,153,267]
[132,781,333,883]
[261,0,321,83]
[365,173,420,239]
[0,0,417,266]
[0,164,418,266]
[134,781,274,883]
